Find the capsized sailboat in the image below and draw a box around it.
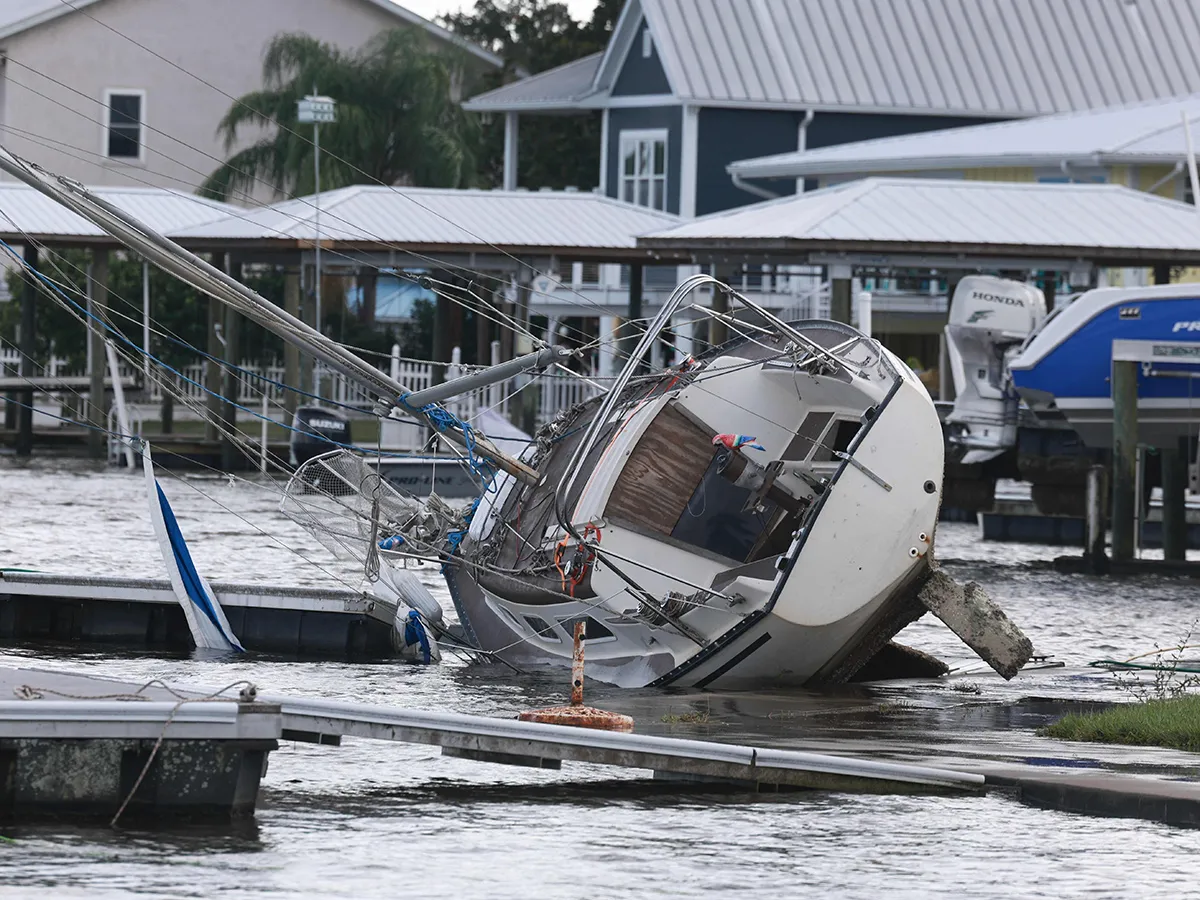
[0,146,1033,689]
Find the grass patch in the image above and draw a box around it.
[1041,694,1200,752]
[661,711,713,725]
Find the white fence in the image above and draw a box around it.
[1,343,602,434]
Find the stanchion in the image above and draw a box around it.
[518,621,634,732]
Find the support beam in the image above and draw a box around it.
[15,243,38,456]
[624,263,644,367]
[283,269,301,418]
[503,112,519,192]
[433,289,451,386]
[1162,439,1188,562]
[1039,271,1057,312]
[204,259,224,443]
[221,259,243,472]
[1154,263,1172,286]
[358,267,377,326]
[87,251,109,460]
[830,277,852,325]
[1111,359,1139,562]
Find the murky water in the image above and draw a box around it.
[1,459,1198,899]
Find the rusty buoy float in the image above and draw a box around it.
[518,621,634,732]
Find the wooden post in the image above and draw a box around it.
[1085,463,1108,573]
[830,277,852,324]
[220,258,242,471]
[358,267,377,326]
[1162,438,1188,561]
[88,251,109,460]
[204,266,223,443]
[299,264,313,398]
[1039,271,1057,312]
[1111,359,1139,562]
[433,286,450,386]
[624,262,644,367]
[710,265,730,348]
[284,269,301,418]
[475,299,491,366]
[15,243,38,456]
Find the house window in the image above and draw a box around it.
[619,129,667,210]
[105,90,143,160]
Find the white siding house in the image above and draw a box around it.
[0,0,499,199]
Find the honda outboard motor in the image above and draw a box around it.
[943,276,1046,464]
[290,405,351,466]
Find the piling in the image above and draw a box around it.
[518,621,634,732]
[87,250,109,460]
[830,276,852,325]
[283,269,301,417]
[1084,464,1108,572]
[15,243,38,457]
[1111,359,1138,561]
[1162,439,1189,562]
[220,259,242,471]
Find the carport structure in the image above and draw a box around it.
[0,180,686,459]
[638,177,1200,378]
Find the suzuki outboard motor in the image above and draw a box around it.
[290,405,352,466]
[943,276,1046,464]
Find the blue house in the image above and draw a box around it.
[464,0,1200,219]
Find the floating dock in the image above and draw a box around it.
[970,482,1200,548]
[0,570,400,658]
[0,664,982,823]
[4,665,1200,829]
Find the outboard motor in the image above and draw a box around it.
[290,405,351,467]
[943,276,1046,464]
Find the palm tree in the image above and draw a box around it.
[201,30,480,200]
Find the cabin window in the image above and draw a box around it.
[557,616,616,642]
[105,90,144,160]
[619,129,667,210]
[523,615,560,641]
[642,26,654,58]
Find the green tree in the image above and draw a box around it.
[442,0,620,190]
[201,29,482,200]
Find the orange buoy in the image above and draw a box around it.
[517,621,634,732]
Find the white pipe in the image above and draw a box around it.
[141,260,150,380]
[1145,160,1183,195]
[259,390,268,474]
[731,171,780,200]
[855,291,873,338]
[103,339,136,469]
[796,109,815,194]
[1182,111,1200,217]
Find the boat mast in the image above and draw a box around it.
[0,146,541,484]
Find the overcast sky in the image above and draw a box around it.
[402,0,600,25]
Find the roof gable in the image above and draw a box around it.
[0,0,501,66]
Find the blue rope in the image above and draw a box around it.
[402,609,432,664]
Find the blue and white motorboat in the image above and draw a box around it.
[943,277,1200,459]
[1009,284,1200,449]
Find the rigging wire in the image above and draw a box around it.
[0,59,632,353]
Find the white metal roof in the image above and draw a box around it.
[639,178,1200,261]
[0,183,241,241]
[172,185,681,252]
[465,0,1200,117]
[730,95,1200,180]
[0,0,501,66]
[462,54,602,112]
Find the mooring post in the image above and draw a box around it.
[283,268,301,418]
[571,620,586,707]
[15,243,38,456]
[87,250,109,460]
[624,263,644,369]
[1085,464,1108,572]
[204,283,223,443]
[1111,359,1139,562]
[1162,437,1188,561]
[220,259,242,472]
[830,265,853,325]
